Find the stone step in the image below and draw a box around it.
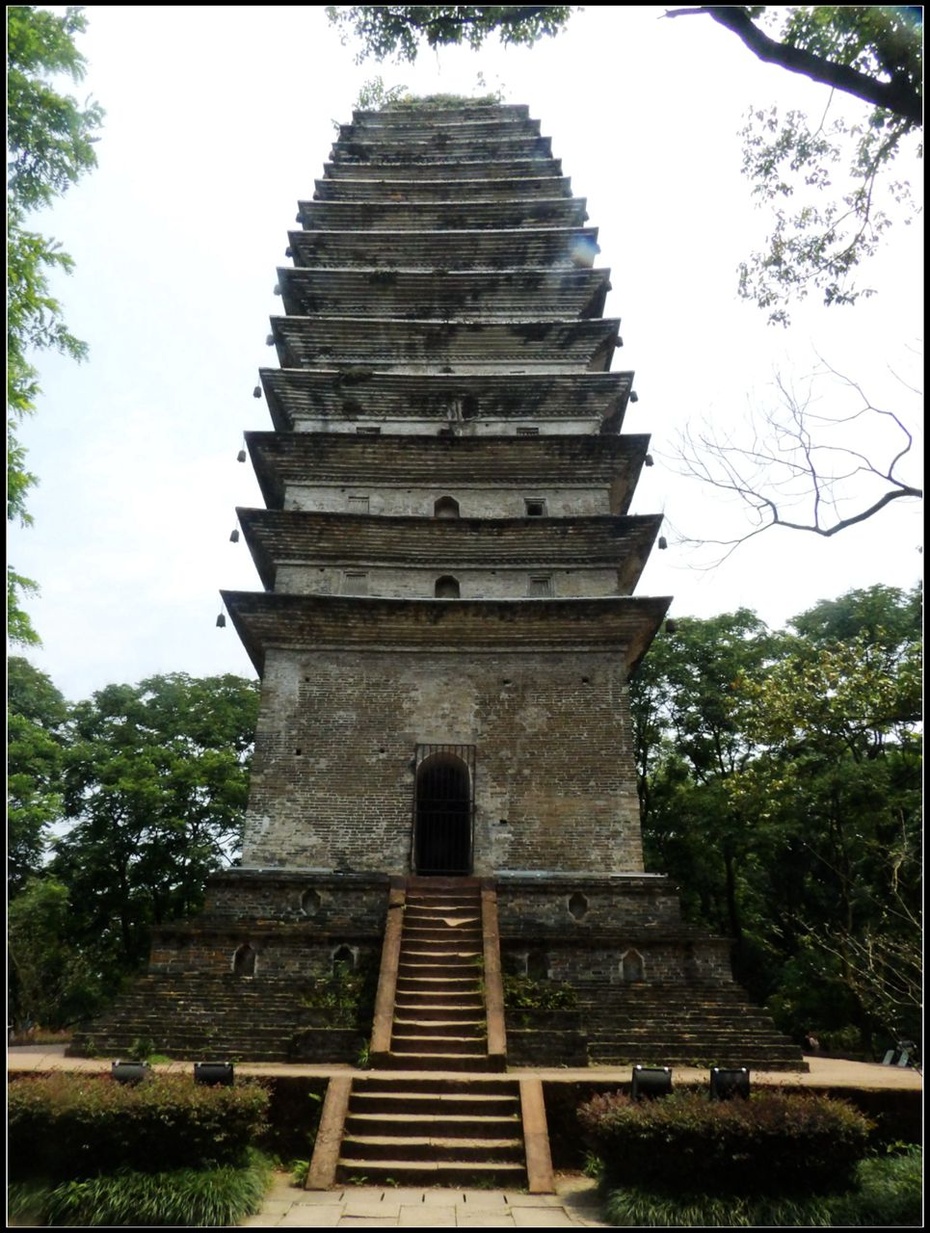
[335,1158,526,1187]
[391,1035,486,1056]
[348,1099,519,1124]
[392,1003,484,1022]
[378,1052,502,1073]
[340,1134,524,1164]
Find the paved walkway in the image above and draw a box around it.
[241,1173,609,1227]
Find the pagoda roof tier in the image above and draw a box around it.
[275,266,611,321]
[287,227,600,271]
[296,197,586,232]
[340,105,537,136]
[237,509,663,592]
[268,316,620,374]
[331,134,554,164]
[258,370,633,433]
[312,174,572,202]
[246,431,649,514]
[220,591,673,678]
[322,156,564,181]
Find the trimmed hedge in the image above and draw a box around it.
[578,1089,873,1195]
[8,1073,270,1181]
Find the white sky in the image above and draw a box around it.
[9,6,923,702]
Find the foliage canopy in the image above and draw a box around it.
[7,5,104,644]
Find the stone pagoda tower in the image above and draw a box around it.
[70,99,803,1079]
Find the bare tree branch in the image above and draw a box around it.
[667,359,923,562]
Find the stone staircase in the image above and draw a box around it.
[580,982,807,1071]
[336,1074,527,1187]
[385,878,493,1072]
[319,877,544,1190]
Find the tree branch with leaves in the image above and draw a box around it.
[6,5,104,645]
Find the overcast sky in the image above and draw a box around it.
[10,5,923,702]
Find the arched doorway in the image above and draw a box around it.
[414,750,473,875]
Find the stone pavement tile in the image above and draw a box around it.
[457,1214,517,1227]
[500,1193,564,1207]
[397,1204,457,1225]
[511,1209,579,1227]
[344,1197,403,1217]
[421,1189,468,1206]
[459,1191,510,1209]
[279,1205,347,1225]
[338,1218,399,1227]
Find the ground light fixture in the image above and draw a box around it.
[631,1065,672,1099]
[710,1066,751,1099]
[111,1060,150,1084]
[193,1061,235,1086]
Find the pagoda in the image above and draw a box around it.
[70,100,804,1083]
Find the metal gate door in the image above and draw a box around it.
[412,744,475,875]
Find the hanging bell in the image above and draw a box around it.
[215,614,226,628]
[237,449,247,463]
[658,536,668,550]
[253,386,262,398]
[229,530,240,543]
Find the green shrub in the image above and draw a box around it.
[503,974,578,1010]
[579,1089,872,1195]
[8,1149,272,1227]
[9,1073,269,1181]
[600,1146,922,1226]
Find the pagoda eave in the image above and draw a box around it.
[245,431,650,512]
[221,591,672,678]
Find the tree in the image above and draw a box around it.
[50,673,259,989]
[7,5,104,644]
[630,609,785,970]
[665,6,922,324]
[631,585,921,1050]
[326,5,574,63]
[7,656,70,894]
[671,357,923,557]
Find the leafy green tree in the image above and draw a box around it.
[7,656,70,894]
[632,585,921,1051]
[327,5,574,63]
[7,5,104,644]
[666,6,922,323]
[631,609,785,980]
[50,673,259,989]
[8,877,102,1031]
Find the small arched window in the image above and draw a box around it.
[435,575,460,598]
[233,943,257,978]
[434,496,460,519]
[620,948,645,983]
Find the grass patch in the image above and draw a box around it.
[8,1149,273,1227]
[600,1146,922,1227]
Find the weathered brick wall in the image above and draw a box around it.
[242,647,644,874]
[293,416,605,436]
[286,485,609,517]
[275,564,621,599]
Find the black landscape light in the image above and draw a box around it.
[631,1065,672,1099]
[111,1060,150,1085]
[710,1066,750,1100]
[194,1061,235,1086]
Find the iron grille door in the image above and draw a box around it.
[412,743,476,875]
